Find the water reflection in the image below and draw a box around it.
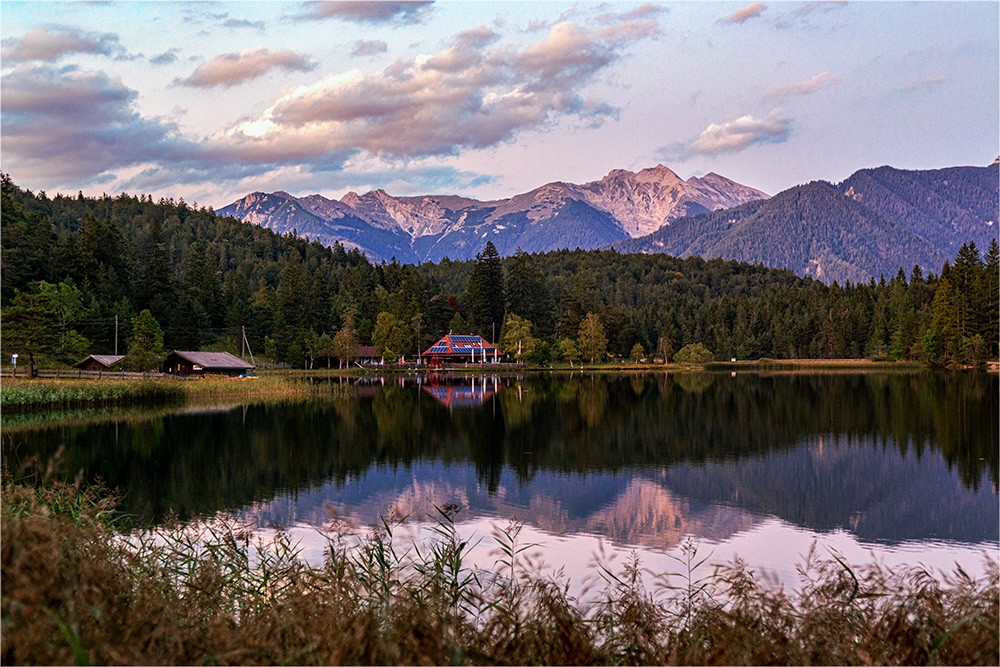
[5,372,997,555]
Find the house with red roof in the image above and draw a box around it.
[422,334,501,366]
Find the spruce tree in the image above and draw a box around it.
[983,238,999,354]
[138,217,175,325]
[506,249,553,336]
[467,241,505,341]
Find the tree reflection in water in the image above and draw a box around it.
[4,372,997,549]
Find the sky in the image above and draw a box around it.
[2,1,997,208]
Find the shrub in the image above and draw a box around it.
[673,342,714,365]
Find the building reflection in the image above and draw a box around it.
[422,374,500,409]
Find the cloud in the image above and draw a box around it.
[1,26,121,63]
[717,2,767,25]
[794,2,847,18]
[296,1,434,24]
[0,63,349,188]
[150,49,179,66]
[2,11,660,195]
[663,111,791,160]
[223,18,267,30]
[177,48,316,88]
[1,64,187,182]
[762,71,839,101]
[900,75,948,93]
[228,16,659,159]
[351,40,389,57]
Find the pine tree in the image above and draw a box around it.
[929,275,961,364]
[1,282,90,374]
[467,241,505,341]
[983,238,999,355]
[138,217,175,324]
[276,252,307,330]
[506,249,553,336]
[183,241,222,327]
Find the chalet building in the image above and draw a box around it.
[422,334,500,367]
[75,355,125,371]
[162,351,255,377]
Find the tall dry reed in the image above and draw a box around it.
[3,469,997,666]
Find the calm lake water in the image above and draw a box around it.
[6,371,998,591]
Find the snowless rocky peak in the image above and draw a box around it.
[575,165,767,237]
[221,163,769,251]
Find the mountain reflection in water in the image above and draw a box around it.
[5,372,997,556]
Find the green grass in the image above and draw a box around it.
[3,471,997,666]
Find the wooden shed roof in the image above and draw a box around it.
[165,351,255,369]
[75,354,125,368]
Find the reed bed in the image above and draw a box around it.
[0,376,342,413]
[3,472,997,666]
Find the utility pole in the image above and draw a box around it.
[241,325,245,359]
[115,314,118,355]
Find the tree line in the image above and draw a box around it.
[1,174,996,373]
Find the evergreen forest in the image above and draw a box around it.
[2,174,997,372]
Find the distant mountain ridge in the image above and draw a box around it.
[217,165,768,264]
[217,161,998,284]
[612,162,999,284]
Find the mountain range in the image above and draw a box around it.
[218,160,999,284]
[217,165,767,264]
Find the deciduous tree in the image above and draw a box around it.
[577,312,607,363]
[125,309,164,371]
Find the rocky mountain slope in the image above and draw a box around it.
[612,162,999,284]
[217,165,768,263]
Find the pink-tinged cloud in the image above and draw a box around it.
[794,2,847,18]
[717,2,767,25]
[2,11,661,190]
[178,48,316,88]
[298,1,433,24]
[900,75,948,93]
[1,27,120,62]
[763,72,840,101]
[233,16,659,159]
[664,111,791,160]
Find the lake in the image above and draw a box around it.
[5,371,997,594]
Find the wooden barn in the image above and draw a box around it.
[162,351,255,377]
[75,355,125,371]
[422,334,501,367]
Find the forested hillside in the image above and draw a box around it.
[840,163,998,255]
[2,174,996,372]
[613,163,998,285]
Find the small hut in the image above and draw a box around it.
[75,355,125,371]
[162,351,255,377]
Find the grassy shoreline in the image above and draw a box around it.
[2,475,997,666]
[0,375,348,413]
[0,360,988,414]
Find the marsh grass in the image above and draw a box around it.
[2,471,997,666]
[0,375,346,414]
